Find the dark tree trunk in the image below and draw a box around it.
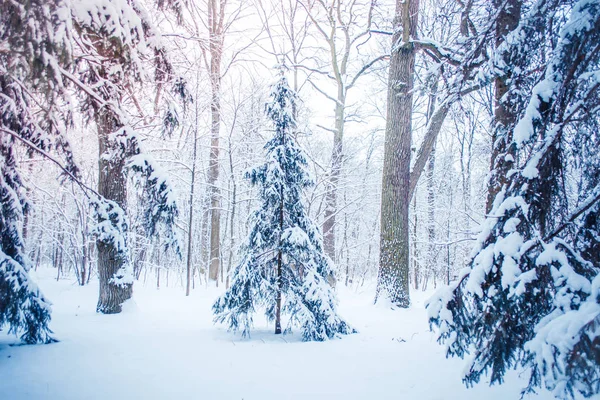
[376,0,419,308]
[275,153,285,334]
[485,0,522,213]
[275,248,282,335]
[96,108,132,314]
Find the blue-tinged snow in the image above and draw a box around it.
[0,268,556,400]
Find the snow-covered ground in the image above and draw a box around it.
[0,269,554,400]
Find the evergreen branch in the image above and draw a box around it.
[58,67,109,109]
[545,189,600,242]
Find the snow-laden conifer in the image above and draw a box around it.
[213,73,354,341]
[70,0,182,313]
[0,0,77,344]
[427,1,600,398]
[0,0,183,341]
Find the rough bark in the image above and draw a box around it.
[96,109,132,314]
[376,0,419,308]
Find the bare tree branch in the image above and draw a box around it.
[0,127,100,199]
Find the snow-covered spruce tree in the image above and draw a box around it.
[427,1,600,398]
[71,0,181,313]
[0,0,181,339]
[213,74,354,341]
[0,0,77,343]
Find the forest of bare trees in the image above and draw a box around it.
[13,0,494,307]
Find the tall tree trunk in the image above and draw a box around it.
[34,208,44,270]
[55,228,63,282]
[207,71,222,282]
[226,132,237,289]
[200,192,211,279]
[86,241,94,285]
[305,0,377,265]
[275,177,284,335]
[323,96,344,263]
[22,158,34,247]
[423,80,438,290]
[81,235,88,286]
[133,244,146,281]
[425,147,436,290]
[445,186,454,285]
[275,246,283,334]
[485,0,522,213]
[96,109,132,314]
[343,195,350,287]
[186,127,198,296]
[376,0,419,307]
[412,195,419,290]
[77,198,89,286]
[207,0,226,283]
[460,119,473,257]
